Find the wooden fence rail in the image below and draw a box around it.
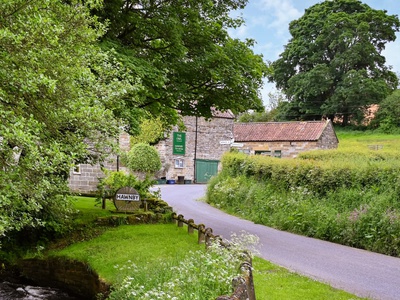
[171,212,256,300]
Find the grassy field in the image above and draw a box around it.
[47,196,366,299]
[336,130,400,150]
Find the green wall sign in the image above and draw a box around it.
[173,132,186,155]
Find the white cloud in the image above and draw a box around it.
[258,0,302,35]
[230,24,250,40]
[253,41,275,56]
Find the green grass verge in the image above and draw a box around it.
[50,223,202,284]
[253,257,366,300]
[47,196,366,299]
[70,196,114,225]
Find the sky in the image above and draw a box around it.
[228,0,400,107]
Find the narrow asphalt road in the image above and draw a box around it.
[158,184,400,300]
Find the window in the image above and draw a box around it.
[238,149,251,155]
[73,165,81,174]
[255,150,271,156]
[273,150,282,158]
[174,158,184,169]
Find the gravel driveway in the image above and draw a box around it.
[158,184,400,300]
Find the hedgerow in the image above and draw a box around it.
[220,152,400,197]
[207,150,400,256]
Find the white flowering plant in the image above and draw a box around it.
[108,231,259,300]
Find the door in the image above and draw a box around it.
[195,159,219,183]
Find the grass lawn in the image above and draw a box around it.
[46,196,367,299]
[70,196,114,225]
[50,223,203,284]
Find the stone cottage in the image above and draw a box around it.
[68,110,235,193]
[154,110,235,183]
[233,120,338,158]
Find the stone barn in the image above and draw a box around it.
[232,120,338,158]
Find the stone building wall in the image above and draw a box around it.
[316,120,339,149]
[235,141,320,158]
[68,132,130,195]
[154,115,234,181]
[69,114,234,192]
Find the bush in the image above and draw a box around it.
[124,143,161,174]
[97,170,157,200]
[207,150,400,257]
[220,152,400,196]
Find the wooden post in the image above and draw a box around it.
[232,277,249,300]
[177,214,184,227]
[198,224,205,244]
[243,254,256,300]
[188,219,194,234]
[171,212,177,225]
[248,266,256,300]
[102,197,106,210]
[205,227,213,249]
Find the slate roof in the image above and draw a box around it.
[234,120,332,142]
[211,108,235,119]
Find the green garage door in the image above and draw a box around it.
[195,159,219,183]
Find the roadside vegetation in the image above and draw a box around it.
[1,0,398,298]
[207,131,400,257]
[44,197,364,300]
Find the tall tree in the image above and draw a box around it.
[93,0,267,128]
[0,0,131,239]
[268,0,399,125]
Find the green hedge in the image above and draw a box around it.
[207,152,400,256]
[221,152,400,196]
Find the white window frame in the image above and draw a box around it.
[174,158,184,169]
[73,164,81,174]
[255,150,272,156]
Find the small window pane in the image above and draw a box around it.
[255,150,271,156]
[73,165,81,174]
[273,150,282,158]
[174,159,184,168]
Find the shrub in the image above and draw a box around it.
[124,143,162,174]
[97,170,157,200]
[220,152,400,197]
[207,149,400,256]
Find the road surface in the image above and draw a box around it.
[158,184,400,300]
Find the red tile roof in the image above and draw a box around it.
[234,121,331,142]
